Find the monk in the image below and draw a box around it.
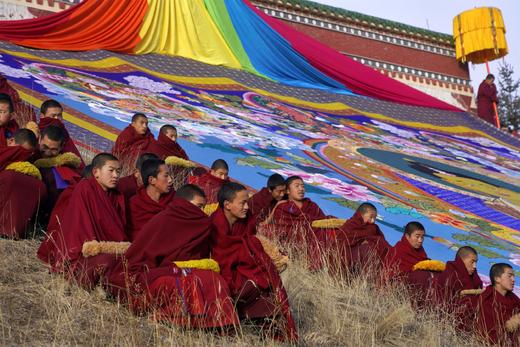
[477,74,499,125]
[433,246,482,331]
[190,159,229,204]
[117,152,158,200]
[0,75,36,124]
[36,125,82,225]
[105,184,239,329]
[0,129,47,238]
[127,158,175,240]
[112,113,154,163]
[477,263,520,345]
[0,93,19,148]
[38,153,127,288]
[148,124,188,160]
[248,173,286,223]
[211,182,298,341]
[38,99,84,165]
[332,203,390,273]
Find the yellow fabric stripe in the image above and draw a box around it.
[135,0,241,69]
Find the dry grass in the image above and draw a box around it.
[0,238,487,347]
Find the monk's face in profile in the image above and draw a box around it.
[132,117,148,136]
[94,160,121,191]
[270,184,286,201]
[0,102,12,127]
[211,168,228,181]
[287,179,305,202]
[405,229,425,250]
[495,268,515,292]
[149,164,173,194]
[41,106,63,119]
[224,189,249,219]
[189,194,206,210]
[462,254,478,275]
[361,210,377,224]
[39,134,63,158]
[164,128,177,142]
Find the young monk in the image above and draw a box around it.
[112,113,154,162]
[0,129,47,238]
[38,99,84,165]
[38,153,127,288]
[127,158,175,240]
[333,203,390,272]
[117,152,158,200]
[248,173,286,222]
[190,159,230,204]
[105,184,239,329]
[211,182,298,341]
[0,93,19,148]
[477,263,520,345]
[148,124,188,160]
[433,246,482,331]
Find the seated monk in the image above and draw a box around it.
[0,93,19,148]
[190,159,229,204]
[0,129,47,238]
[248,173,286,223]
[36,125,82,225]
[0,76,36,123]
[127,158,175,240]
[477,263,520,345]
[117,152,158,200]
[105,184,239,329]
[211,182,298,341]
[433,246,482,331]
[332,203,390,273]
[37,153,128,289]
[37,99,84,166]
[148,124,189,160]
[112,113,154,163]
[37,165,92,269]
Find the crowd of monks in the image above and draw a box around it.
[1,90,519,344]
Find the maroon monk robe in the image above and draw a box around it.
[433,256,483,331]
[189,171,229,204]
[477,286,520,346]
[211,208,298,341]
[117,174,139,201]
[127,188,175,241]
[0,75,36,123]
[477,81,498,125]
[148,132,189,160]
[248,187,277,223]
[386,234,428,276]
[38,117,84,167]
[0,146,47,238]
[0,119,19,148]
[111,125,154,163]
[331,212,390,272]
[42,177,127,288]
[105,198,238,329]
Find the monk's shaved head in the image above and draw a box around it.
[218,182,246,206]
[404,221,425,236]
[91,153,119,169]
[211,159,229,171]
[176,184,206,201]
[13,128,37,149]
[136,153,158,171]
[0,93,14,113]
[141,158,165,188]
[82,164,93,179]
[40,125,65,145]
[160,124,177,134]
[356,202,377,215]
[490,263,513,286]
[131,113,147,123]
[456,246,478,259]
[267,173,285,190]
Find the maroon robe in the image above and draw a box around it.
[248,187,277,223]
[148,132,188,160]
[0,75,36,123]
[477,81,498,125]
[127,188,175,240]
[39,177,128,288]
[211,208,298,341]
[38,117,84,167]
[0,146,47,238]
[190,171,228,204]
[0,119,19,148]
[111,125,154,163]
[117,174,140,201]
[433,256,483,331]
[477,286,520,346]
[105,198,238,329]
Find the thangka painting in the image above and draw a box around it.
[1,45,519,288]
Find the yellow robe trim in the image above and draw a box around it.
[174,258,220,273]
[4,161,42,180]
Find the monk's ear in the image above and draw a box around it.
[6,138,15,147]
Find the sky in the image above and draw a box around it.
[313,0,520,93]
